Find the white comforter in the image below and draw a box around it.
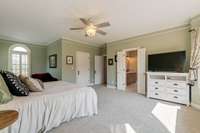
[0,81,98,133]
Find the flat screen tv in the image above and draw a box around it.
[148,51,186,72]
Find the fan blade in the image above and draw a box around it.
[97,30,107,35]
[95,22,110,28]
[69,27,84,30]
[80,18,90,25]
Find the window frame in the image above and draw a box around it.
[8,44,31,76]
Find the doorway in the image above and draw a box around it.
[126,50,137,92]
[117,48,146,95]
[95,55,104,85]
[103,56,107,84]
[76,51,90,86]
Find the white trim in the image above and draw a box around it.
[191,102,200,110]
[123,47,141,52]
[61,37,102,48]
[107,85,116,89]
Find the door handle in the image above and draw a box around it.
[94,70,96,74]
[77,70,80,75]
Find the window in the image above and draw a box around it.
[9,44,31,76]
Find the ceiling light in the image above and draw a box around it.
[85,24,96,37]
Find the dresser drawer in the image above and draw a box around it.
[149,86,165,92]
[167,94,187,104]
[167,81,187,88]
[149,91,164,99]
[149,80,165,86]
[167,88,187,96]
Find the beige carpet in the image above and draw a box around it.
[49,85,200,133]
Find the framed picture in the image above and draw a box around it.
[66,56,73,64]
[49,54,57,68]
[108,58,114,65]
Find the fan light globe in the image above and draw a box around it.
[86,24,96,37]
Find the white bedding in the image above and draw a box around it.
[0,81,98,133]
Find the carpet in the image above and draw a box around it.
[49,85,200,133]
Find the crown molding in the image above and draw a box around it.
[61,37,103,48]
[0,37,47,47]
[107,24,190,46]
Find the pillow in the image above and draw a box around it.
[0,71,29,96]
[37,79,44,89]
[0,75,13,104]
[19,74,44,89]
[24,78,44,92]
[19,74,28,83]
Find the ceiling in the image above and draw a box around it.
[0,0,200,46]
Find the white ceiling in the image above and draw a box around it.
[0,0,200,46]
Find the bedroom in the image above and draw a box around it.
[0,0,200,133]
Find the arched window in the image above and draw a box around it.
[9,44,31,76]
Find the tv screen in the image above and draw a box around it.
[148,51,186,72]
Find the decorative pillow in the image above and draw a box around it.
[0,71,29,96]
[24,78,44,92]
[37,79,44,89]
[19,74,28,83]
[0,75,13,104]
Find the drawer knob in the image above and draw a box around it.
[155,93,159,95]
[173,83,178,86]
[155,87,159,90]
[173,96,178,99]
[174,90,178,92]
[155,82,158,84]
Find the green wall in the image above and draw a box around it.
[61,39,101,83]
[0,39,47,73]
[106,26,190,86]
[46,40,62,79]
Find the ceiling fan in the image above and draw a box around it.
[69,18,110,37]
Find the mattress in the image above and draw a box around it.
[0,81,98,133]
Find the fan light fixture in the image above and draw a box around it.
[85,24,96,37]
[70,18,110,37]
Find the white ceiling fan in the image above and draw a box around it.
[69,18,111,37]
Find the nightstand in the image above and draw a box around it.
[0,110,18,129]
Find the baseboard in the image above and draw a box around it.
[106,85,116,89]
[191,102,200,110]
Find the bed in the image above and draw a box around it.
[0,81,98,133]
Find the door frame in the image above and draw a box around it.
[94,55,104,85]
[76,51,90,86]
[118,47,146,94]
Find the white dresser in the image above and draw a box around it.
[147,72,189,105]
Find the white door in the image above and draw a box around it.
[117,51,126,90]
[95,56,104,84]
[137,48,146,94]
[76,51,90,86]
